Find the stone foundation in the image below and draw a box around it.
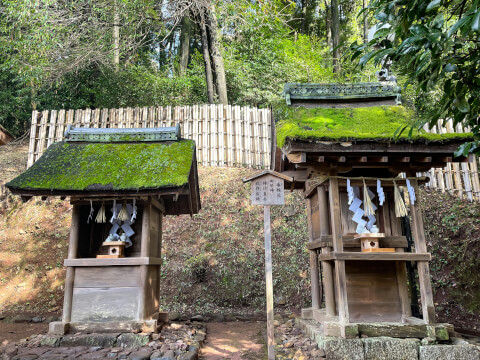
[296,318,480,360]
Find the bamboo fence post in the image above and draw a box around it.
[46,110,57,149]
[27,111,39,168]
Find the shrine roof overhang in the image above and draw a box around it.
[6,135,201,215]
[278,137,473,173]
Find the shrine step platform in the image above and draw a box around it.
[296,318,480,360]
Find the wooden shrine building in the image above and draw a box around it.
[7,125,200,334]
[274,81,473,338]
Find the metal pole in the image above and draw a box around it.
[264,205,275,360]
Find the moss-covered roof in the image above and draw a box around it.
[276,105,473,147]
[7,140,195,193]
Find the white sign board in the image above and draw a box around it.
[250,174,285,206]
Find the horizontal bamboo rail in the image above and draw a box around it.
[27,105,273,170]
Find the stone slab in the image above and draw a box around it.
[419,344,480,360]
[59,334,118,348]
[362,337,419,360]
[116,333,151,348]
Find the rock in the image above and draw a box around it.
[128,349,152,360]
[311,348,326,357]
[317,338,364,360]
[168,312,180,321]
[450,337,469,345]
[11,354,38,360]
[362,337,419,360]
[12,315,32,323]
[421,337,436,346]
[59,334,117,348]
[117,333,151,348]
[419,344,480,360]
[177,351,197,360]
[284,342,294,348]
[210,314,225,322]
[2,344,18,359]
[224,314,236,322]
[170,324,182,330]
[31,316,44,323]
[151,334,161,341]
[40,336,61,347]
[190,315,203,322]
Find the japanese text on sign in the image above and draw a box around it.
[250,174,285,205]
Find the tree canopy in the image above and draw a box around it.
[351,0,480,155]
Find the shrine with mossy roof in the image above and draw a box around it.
[273,79,471,341]
[7,125,200,335]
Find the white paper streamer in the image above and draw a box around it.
[130,199,137,223]
[406,179,416,205]
[87,200,94,223]
[377,179,385,206]
[347,179,354,205]
[110,199,117,223]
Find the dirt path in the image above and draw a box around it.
[0,323,48,345]
[200,322,266,360]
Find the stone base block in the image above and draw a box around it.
[419,344,480,360]
[67,320,158,334]
[301,307,314,320]
[363,337,420,360]
[48,321,69,335]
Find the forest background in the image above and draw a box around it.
[1,0,388,137]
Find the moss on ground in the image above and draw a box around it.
[275,105,473,147]
[6,140,195,192]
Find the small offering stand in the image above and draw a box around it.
[7,126,201,334]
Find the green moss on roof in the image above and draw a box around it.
[276,105,473,147]
[7,140,195,192]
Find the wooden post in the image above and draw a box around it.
[307,198,321,309]
[318,186,335,317]
[139,199,152,320]
[329,177,349,325]
[62,204,80,323]
[408,178,435,324]
[264,205,275,360]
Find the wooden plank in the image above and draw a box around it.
[306,235,408,250]
[319,252,431,261]
[395,249,412,319]
[329,177,349,325]
[55,109,66,142]
[46,110,57,148]
[35,110,49,161]
[74,266,140,288]
[307,198,320,309]
[264,205,275,359]
[27,111,39,167]
[407,178,435,324]
[62,204,80,323]
[64,257,163,266]
[318,186,335,317]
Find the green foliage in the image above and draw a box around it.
[223,21,334,106]
[275,105,472,147]
[351,0,480,154]
[7,140,195,191]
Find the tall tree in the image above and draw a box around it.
[330,0,341,73]
[206,4,228,104]
[179,15,192,76]
[199,12,215,103]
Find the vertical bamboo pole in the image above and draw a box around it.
[46,110,57,148]
[27,111,39,168]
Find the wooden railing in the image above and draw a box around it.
[27,105,273,169]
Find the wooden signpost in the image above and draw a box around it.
[243,170,293,360]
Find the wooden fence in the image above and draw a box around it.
[420,120,480,202]
[27,105,273,169]
[26,106,480,201]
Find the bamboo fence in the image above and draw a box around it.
[418,119,480,202]
[26,107,480,201]
[27,105,273,169]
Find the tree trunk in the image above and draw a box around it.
[324,0,331,47]
[113,0,120,67]
[330,0,341,73]
[200,13,215,104]
[301,0,307,35]
[179,15,192,76]
[363,0,368,43]
[206,4,228,105]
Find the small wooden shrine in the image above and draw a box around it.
[7,125,200,334]
[274,80,473,338]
